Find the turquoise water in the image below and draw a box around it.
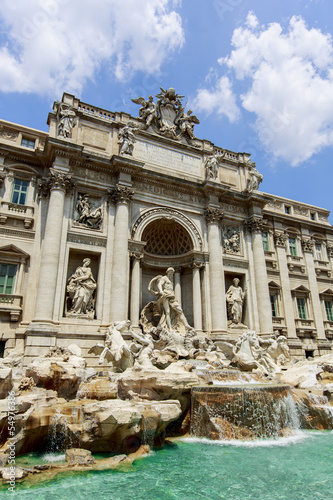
[1,431,333,500]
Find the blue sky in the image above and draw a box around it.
[0,0,332,219]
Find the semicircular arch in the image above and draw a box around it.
[131,207,203,251]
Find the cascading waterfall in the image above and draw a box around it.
[46,409,80,452]
[190,384,301,440]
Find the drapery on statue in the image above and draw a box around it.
[131,95,156,129]
[75,194,103,230]
[66,258,97,317]
[57,103,76,138]
[246,161,263,193]
[178,109,200,141]
[226,278,246,325]
[148,267,192,333]
[118,121,139,155]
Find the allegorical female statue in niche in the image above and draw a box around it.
[66,258,97,318]
[226,277,246,325]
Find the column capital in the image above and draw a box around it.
[243,217,266,234]
[109,184,135,205]
[130,251,144,262]
[327,243,333,257]
[204,206,224,225]
[191,261,205,270]
[274,231,288,248]
[38,171,75,198]
[301,237,315,253]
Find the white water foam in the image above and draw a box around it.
[182,430,312,448]
[41,452,66,462]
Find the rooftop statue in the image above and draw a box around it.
[205,153,224,180]
[57,102,76,138]
[131,95,156,129]
[132,87,200,144]
[118,121,139,156]
[246,161,263,193]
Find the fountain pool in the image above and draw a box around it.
[2,430,333,499]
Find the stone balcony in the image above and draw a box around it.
[0,294,23,321]
[295,318,317,338]
[0,201,34,229]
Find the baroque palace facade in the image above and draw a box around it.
[0,89,333,365]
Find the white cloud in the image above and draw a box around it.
[191,76,241,123]
[0,0,184,95]
[195,12,333,166]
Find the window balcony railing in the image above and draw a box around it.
[0,294,23,321]
[0,201,34,229]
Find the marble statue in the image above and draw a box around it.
[66,258,97,318]
[178,109,200,142]
[118,121,139,155]
[257,335,290,374]
[75,194,103,230]
[89,320,135,372]
[130,329,155,369]
[148,267,192,333]
[131,95,156,128]
[246,161,263,193]
[226,278,246,325]
[57,103,76,138]
[223,228,240,254]
[205,154,220,180]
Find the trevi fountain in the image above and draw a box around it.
[0,267,333,499]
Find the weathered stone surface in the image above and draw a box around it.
[292,389,333,430]
[65,448,95,465]
[0,387,181,456]
[0,453,8,467]
[77,377,118,400]
[0,368,12,399]
[1,466,28,482]
[280,362,323,388]
[26,354,94,398]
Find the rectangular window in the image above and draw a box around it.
[289,237,297,256]
[11,178,29,205]
[270,294,278,317]
[262,232,269,251]
[0,264,17,294]
[315,243,322,260]
[325,301,333,322]
[297,297,307,319]
[310,212,316,221]
[285,205,291,214]
[21,137,35,149]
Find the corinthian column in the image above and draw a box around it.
[301,237,326,340]
[130,250,143,327]
[109,184,135,323]
[205,207,227,333]
[274,231,297,339]
[33,172,74,322]
[245,217,273,334]
[192,262,203,332]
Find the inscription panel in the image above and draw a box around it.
[135,140,202,177]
